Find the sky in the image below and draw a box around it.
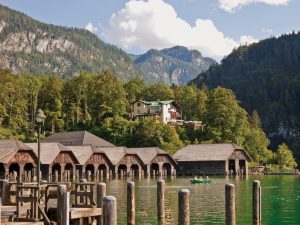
[1,0,299,60]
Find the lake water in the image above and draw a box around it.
[102,175,300,225]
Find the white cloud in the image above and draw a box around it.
[103,0,258,60]
[239,35,259,45]
[85,22,98,33]
[219,0,289,13]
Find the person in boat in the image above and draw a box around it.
[194,175,198,180]
[205,176,209,180]
[199,176,203,181]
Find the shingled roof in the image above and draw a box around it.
[0,140,33,163]
[67,145,94,165]
[173,143,251,161]
[125,147,167,164]
[43,131,115,147]
[94,147,126,165]
[26,142,78,165]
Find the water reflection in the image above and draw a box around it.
[95,175,300,225]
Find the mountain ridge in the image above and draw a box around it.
[132,46,216,85]
[0,4,150,81]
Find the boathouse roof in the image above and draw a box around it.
[67,145,94,165]
[125,147,167,164]
[26,142,75,164]
[94,147,126,165]
[43,131,115,147]
[0,140,33,163]
[173,143,251,162]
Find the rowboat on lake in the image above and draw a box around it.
[190,179,212,184]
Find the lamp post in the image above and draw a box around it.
[35,108,46,200]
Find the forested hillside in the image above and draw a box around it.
[132,46,216,85]
[0,4,148,81]
[191,32,300,159]
[0,69,296,168]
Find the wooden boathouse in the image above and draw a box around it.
[0,140,37,181]
[173,143,252,175]
[26,142,79,182]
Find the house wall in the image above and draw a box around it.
[133,102,148,115]
[177,161,226,175]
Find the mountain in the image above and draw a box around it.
[132,46,216,85]
[191,32,300,157]
[0,4,148,81]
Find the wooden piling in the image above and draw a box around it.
[225,184,236,225]
[97,182,106,225]
[253,180,261,224]
[127,181,135,225]
[103,196,117,225]
[1,180,9,205]
[87,170,91,181]
[0,198,2,225]
[57,184,67,225]
[157,179,165,224]
[178,189,190,225]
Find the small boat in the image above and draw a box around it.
[190,179,212,184]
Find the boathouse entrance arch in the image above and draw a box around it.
[64,163,73,181]
[85,164,95,181]
[52,163,61,182]
[130,164,140,177]
[98,164,107,178]
[162,163,172,176]
[118,164,127,177]
[150,163,159,176]
[9,163,20,180]
[0,163,5,179]
[24,163,34,181]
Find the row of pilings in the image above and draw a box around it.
[0,179,262,225]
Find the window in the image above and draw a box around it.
[137,103,141,106]
[138,110,141,114]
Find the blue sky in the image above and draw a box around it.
[1,0,299,60]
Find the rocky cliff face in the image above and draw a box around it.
[0,5,145,80]
[133,46,216,85]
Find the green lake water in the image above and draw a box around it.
[102,175,300,225]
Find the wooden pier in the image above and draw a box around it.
[0,179,262,225]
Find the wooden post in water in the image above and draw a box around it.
[97,182,106,225]
[225,184,236,225]
[57,184,67,225]
[1,180,9,205]
[253,180,261,224]
[178,189,190,225]
[103,196,117,225]
[127,181,135,225]
[0,198,2,225]
[157,179,165,224]
[61,191,70,225]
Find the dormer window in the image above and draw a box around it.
[137,103,141,107]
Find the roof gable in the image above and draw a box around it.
[67,145,94,165]
[94,147,126,165]
[0,140,33,163]
[173,143,248,161]
[43,131,115,147]
[26,142,75,164]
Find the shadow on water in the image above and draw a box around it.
[95,175,300,225]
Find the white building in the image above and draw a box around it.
[131,100,182,124]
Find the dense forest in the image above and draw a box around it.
[0,69,296,169]
[191,32,300,162]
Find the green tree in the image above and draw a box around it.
[143,83,174,101]
[275,143,297,169]
[124,77,146,109]
[204,87,249,145]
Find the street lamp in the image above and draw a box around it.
[35,108,46,200]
